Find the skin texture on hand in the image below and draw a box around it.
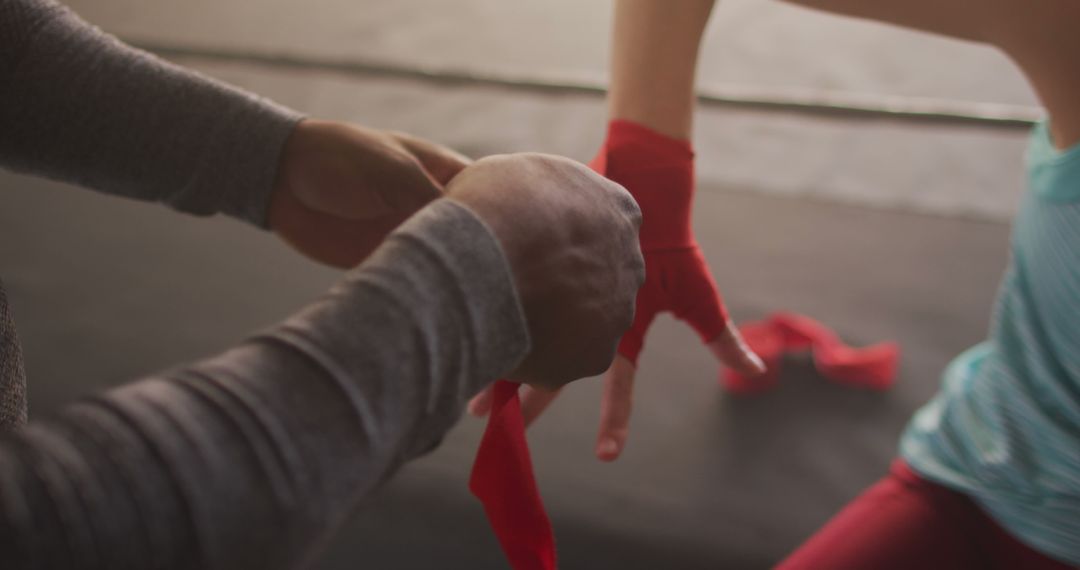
[446,153,645,390]
[267,119,471,268]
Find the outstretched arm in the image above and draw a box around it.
[781,0,1080,148]
[471,0,766,463]
[0,0,472,271]
[472,0,1080,463]
[0,151,644,569]
[608,0,716,139]
[0,199,531,569]
[0,0,300,225]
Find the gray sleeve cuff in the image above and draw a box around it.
[0,0,304,227]
[257,197,529,458]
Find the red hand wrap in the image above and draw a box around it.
[724,313,900,394]
[469,380,557,570]
[591,119,728,364]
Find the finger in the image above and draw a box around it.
[520,385,562,428]
[708,320,767,376]
[666,248,765,375]
[595,355,636,462]
[391,132,473,186]
[467,384,495,417]
[668,248,728,340]
[617,278,662,365]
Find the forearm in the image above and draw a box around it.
[777,0,988,43]
[608,0,716,140]
[0,199,529,569]
[0,0,302,226]
[777,0,1080,149]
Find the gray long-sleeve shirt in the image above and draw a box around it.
[0,1,531,567]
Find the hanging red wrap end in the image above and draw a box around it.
[469,380,557,570]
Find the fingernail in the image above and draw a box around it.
[748,352,767,374]
[598,438,619,458]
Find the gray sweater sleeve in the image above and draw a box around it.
[0,0,303,226]
[0,199,530,569]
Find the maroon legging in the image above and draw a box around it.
[778,460,1074,569]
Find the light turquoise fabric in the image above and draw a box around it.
[901,121,1080,566]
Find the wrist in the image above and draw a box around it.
[210,103,305,229]
[594,119,697,250]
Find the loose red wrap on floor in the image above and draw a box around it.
[469,380,556,570]
[590,119,900,390]
[724,312,900,393]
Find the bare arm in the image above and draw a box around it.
[611,0,1080,148]
[609,0,717,140]
[780,0,1080,148]
[0,0,302,227]
[474,0,762,463]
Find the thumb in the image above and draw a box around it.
[595,355,636,462]
[280,121,439,221]
[467,384,496,417]
[668,248,765,375]
[391,132,473,187]
[708,321,767,376]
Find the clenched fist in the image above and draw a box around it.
[446,153,645,390]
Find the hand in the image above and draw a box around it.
[268,119,471,268]
[468,120,765,462]
[445,153,645,390]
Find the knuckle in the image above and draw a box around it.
[610,184,641,218]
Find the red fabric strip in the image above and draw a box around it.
[469,380,557,569]
[590,119,728,364]
[724,312,900,394]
